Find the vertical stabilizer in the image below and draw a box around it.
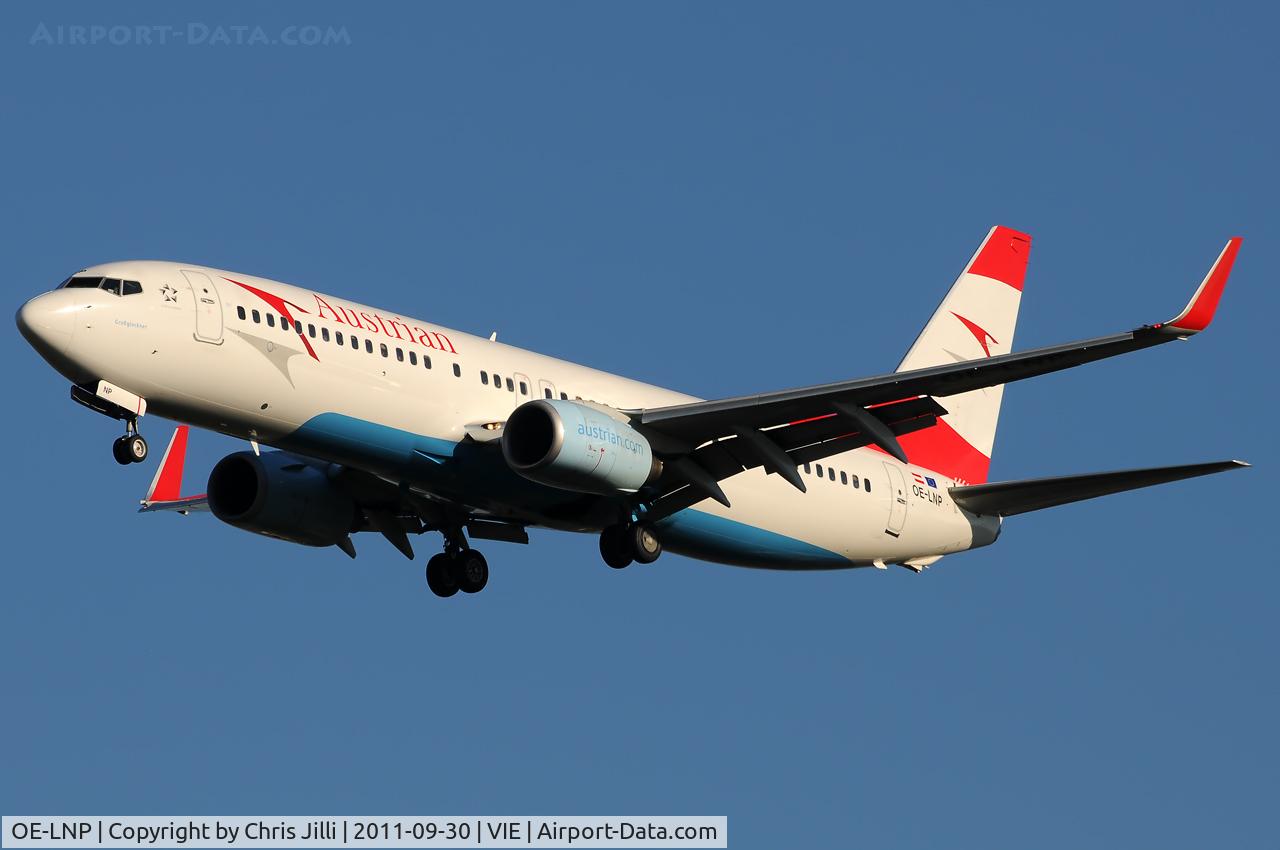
[894,226,1031,484]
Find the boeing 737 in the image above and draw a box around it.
[15,227,1247,597]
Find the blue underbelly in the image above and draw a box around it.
[656,510,851,570]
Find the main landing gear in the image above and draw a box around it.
[111,420,148,466]
[599,521,662,569]
[425,547,489,598]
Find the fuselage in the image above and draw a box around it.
[16,261,999,569]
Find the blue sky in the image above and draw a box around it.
[2,2,1276,847]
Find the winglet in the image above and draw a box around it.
[146,425,190,502]
[1162,237,1241,334]
[140,426,209,513]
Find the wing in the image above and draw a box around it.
[949,460,1249,517]
[631,238,1241,517]
[137,425,528,559]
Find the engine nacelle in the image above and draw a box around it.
[502,399,661,495]
[207,451,358,547]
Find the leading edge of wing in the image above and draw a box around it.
[635,237,1241,440]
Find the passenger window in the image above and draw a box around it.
[122,280,142,295]
[828,467,836,481]
[322,328,330,343]
[851,475,859,488]
[803,463,811,474]
[840,471,848,485]
[351,335,358,349]
[365,339,373,353]
[560,392,568,400]
[237,306,246,320]
[336,332,344,346]
[252,309,261,323]
[452,363,460,377]
[815,463,823,478]
[396,348,404,362]
[481,371,489,385]
[864,478,872,493]
[308,324,317,338]
[279,315,287,329]
[266,314,275,327]
[409,351,417,365]
[380,343,389,358]
[425,355,433,369]
[544,388,553,399]
[519,381,528,395]
[506,378,514,392]
[295,320,303,333]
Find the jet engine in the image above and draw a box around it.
[502,399,661,495]
[207,451,358,547]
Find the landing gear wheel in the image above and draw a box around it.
[630,522,662,564]
[112,436,133,466]
[599,525,633,569]
[425,553,459,598]
[455,549,489,594]
[126,434,148,463]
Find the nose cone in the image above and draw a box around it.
[17,293,76,357]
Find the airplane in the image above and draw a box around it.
[15,226,1247,597]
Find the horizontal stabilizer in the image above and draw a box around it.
[950,460,1248,517]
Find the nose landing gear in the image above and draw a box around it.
[111,420,148,465]
[599,521,662,569]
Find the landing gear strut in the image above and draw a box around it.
[424,531,490,598]
[599,521,662,569]
[111,420,147,465]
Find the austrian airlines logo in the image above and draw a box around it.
[225,278,460,383]
[950,312,998,357]
[226,278,319,360]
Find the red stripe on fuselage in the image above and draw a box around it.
[866,418,991,485]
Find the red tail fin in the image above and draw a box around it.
[894,225,1033,484]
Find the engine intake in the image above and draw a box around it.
[502,399,660,495]
[207,451,357,547]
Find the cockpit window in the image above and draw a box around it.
[63,276,102,289]
[59,276,142,295]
